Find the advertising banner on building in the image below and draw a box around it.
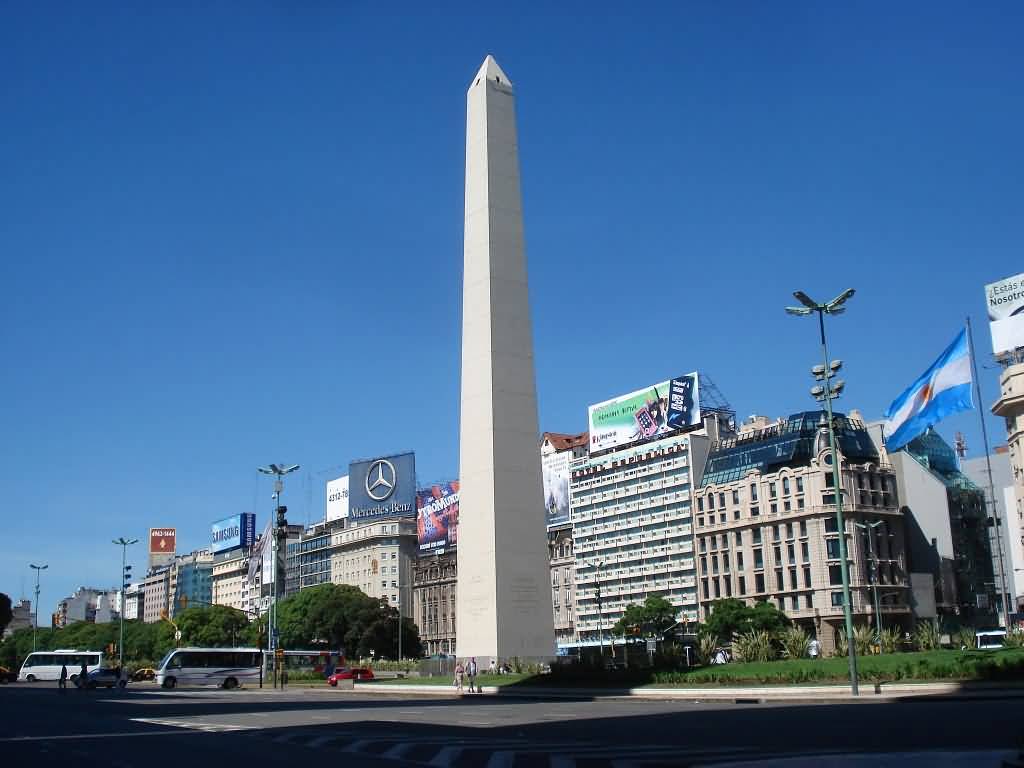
[248,519,271,585]
[211,513,256,554]
[587,372,700,453]
[325,475,349,523]
[542,451,571,527]
[149,527,176,569]
[348,452,416,522]
[416,481,459,554]
[986,273,1024,355]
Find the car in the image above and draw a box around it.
[327,667,374,686]
[0,665,16,684]
[132,667,156,682]
[84,667,127,689]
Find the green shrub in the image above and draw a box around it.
[853,625,874,657]
[914,621,940,651]
[955,627,977,650]
[733,630,774,663]
[1004,629,1024,649]
[697,632,719,665]
[778,627,809,660]
[879,627,901,654]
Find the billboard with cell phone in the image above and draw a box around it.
[587,372,700,453]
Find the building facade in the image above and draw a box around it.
[171,550,214,616]
[570,425,717,648]
[54,587,121,627]
[548,523,575,648]
[962,448,1023,616]
[412,549,457,656]
[285,523,339,597]
[885,430,998,625]
[142,568,170,624]
[992,362,1024,612]
[330,517,417,616]
[211,548,253,613]
[122,583,141,621]
[3,599,33,638]
[698,412,910,653]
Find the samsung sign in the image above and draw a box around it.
[211,512,256,554]
[348,452,416,522]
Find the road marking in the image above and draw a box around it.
[1,732,185,743]
[130,717,253,732]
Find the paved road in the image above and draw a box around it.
[1,683,1021,767]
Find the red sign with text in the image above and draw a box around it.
[149,528,176,555]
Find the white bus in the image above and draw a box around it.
[18,650,103,683]
[156,648,262,689]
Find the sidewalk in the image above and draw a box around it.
[351,679,1024,703]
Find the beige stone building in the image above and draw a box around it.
[548,523,575,647]
[141,568,170,624]
[412,550,457,656]
[697,411,911,653]
[330,517,417,617]
[212,548,252,613]
[992,363,1024,611]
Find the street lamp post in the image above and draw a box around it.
[257,463,300,689]
[593,560,606,659]
[112,538,138,676]
[29,564,48,652]
[786,288,859,696]
[854,520,884,648]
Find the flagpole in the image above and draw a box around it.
[966,316,1012,626]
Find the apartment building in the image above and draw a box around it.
[571,423,719,646]
[548,522,575,647]
[330,517,417,617]
[412,549,457,656]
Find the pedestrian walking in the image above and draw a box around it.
[78,660,88,690]
[467,657,478,693]
[59,663,68,692]
[809,638,821,660]
[488,659,497,675]
[454,661,465,692]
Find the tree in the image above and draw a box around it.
[272,584,422,659]
[174,606,250,648]
[0,593,12,637]
[612,596,678,637]
[703,598,791,642]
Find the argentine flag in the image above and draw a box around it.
[883,328,974,452]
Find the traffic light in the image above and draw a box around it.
[276,505,288,527]
[179,594,188,610]
[123,564,132,586]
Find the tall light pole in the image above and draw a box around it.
[786,288,859,695]
[29,564,48,652]
[257,463,300,688]
[592,560,606,659]
[112,538,138,675]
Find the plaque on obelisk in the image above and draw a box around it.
[456,56,555,663]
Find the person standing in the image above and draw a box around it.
[467,657,478,693]
[78,660,88,690]
[809,638,821,660]
[488,659,497,675]
[454,660,465,692]
[59,663,68,692]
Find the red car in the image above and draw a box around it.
[327,667,374,686]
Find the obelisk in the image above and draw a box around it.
[456,55,554,663]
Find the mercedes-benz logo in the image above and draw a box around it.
[365,459,397,501]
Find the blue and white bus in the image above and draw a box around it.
[156,648,262,689]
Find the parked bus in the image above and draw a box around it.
[18,650,103,683]
[156,648,262,689]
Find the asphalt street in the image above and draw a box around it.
[0,683,1021,767]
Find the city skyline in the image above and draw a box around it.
[3,4,1020,613]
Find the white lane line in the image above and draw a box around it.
[1,732,185,743]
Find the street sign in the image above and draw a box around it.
[646,638,657,652]
[174,630,182,641]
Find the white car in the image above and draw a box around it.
[84,668,127,689]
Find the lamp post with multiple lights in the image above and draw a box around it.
[785,288,859,695]
[112,537,138,676]
[29,563,48,652]
[257,463,300,688]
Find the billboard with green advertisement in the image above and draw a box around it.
[587,372,700,453]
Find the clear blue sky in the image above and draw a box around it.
[2,3,1020,612]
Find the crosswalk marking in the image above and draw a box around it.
[130,717,252,733]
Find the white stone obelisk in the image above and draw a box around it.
[456,56,554,663]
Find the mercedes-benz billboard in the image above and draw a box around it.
[348,452,416,522]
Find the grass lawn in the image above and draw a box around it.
[362,649,1024,688]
